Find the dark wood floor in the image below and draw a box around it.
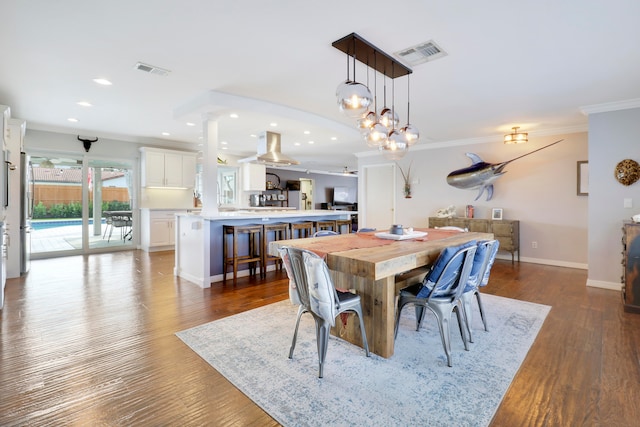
[1,250,639,426]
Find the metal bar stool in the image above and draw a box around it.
[222,224,264,282]
[289,221,314,239]
[314,220,337,234]
[262,222,289,275]
[335,219,352,234]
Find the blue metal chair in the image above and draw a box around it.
[395,242,477,367]
[462,240,499,342]
[313,230,339,237]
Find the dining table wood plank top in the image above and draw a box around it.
[269,228,493,358]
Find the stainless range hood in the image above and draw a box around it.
[239,131,300,166]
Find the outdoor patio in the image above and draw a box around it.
[32,223,134,253]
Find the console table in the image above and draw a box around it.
[622,221,640,313]
[428,217,520,262]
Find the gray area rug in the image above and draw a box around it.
[176,294,550,427]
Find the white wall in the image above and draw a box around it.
[587,107,640,288]
[358,131,589,268]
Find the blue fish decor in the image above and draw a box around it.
[446,139,563,201]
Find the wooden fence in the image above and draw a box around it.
[34,184,129,208]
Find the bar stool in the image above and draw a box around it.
[314,220,337,234]
[335,219,352,234]
[289,221,314,239]
[262,222,289,275]
[222,224,264,282]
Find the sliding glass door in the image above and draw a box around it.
[29,153,134,258]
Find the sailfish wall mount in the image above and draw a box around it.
[446,139,563,201]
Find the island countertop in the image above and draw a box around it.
[179,209,356,221]
[174,209,357,287]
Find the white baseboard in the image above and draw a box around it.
[496,254,588,270]
[586,279,622,291]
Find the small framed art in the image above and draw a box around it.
[492,208,503,220]
[577,160,588,196]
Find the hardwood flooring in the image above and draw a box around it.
[1,250,639,426]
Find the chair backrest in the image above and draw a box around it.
[465,239,498,292]
[313,230,339,237]
[425,244,477,301]
[356,228,376,233]
[480,240,500,286]
[302,249,338,326]
[279,247,311,308]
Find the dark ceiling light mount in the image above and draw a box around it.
[332,33,412,79]
[332,33,418,160]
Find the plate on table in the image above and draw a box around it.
[375,231,428,240]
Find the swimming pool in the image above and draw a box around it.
[31,219,106,230]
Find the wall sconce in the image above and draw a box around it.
[504,126,528,144]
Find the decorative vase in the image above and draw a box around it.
[404,183,412,198]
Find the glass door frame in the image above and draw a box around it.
[28,149,138,259]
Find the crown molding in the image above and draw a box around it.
[579,98,640,115]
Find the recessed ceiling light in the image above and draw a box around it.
[294,142,301,146]
[270,122,278,127]
[229,113,239,119]
[331,136,337,141]
[221,146,228,150]
[93,78,112,86]
[162,132,170,136]
[67,118,78,122]
[186,122,195,126]
[221,141,228,145]
[308,140,315,144]
[250,134,257,138]
[77,101,92,107]
[304,130,310,135]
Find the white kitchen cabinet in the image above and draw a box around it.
[140,147,197,188]
[241,163,266,191]
[140,209,186,251]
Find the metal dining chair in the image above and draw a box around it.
[462,240,499,342]
[281,246,370,378]
[395,242,477,367]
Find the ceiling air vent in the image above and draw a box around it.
[394,40,447,66]
[134,62,171,76]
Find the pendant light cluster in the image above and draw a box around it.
[333,33,419,160]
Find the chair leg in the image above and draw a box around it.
[315,318,331,378]
[430,306,453,367]
[462,293,475,343]
[350,306,370,357]
[289,306,307,359]
[394,298,411,339]
[454,305,470,351]
[475,291,489,331]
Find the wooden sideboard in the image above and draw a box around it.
[621,222,640,313]
[428,217,520,262]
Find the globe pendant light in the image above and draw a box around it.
[357,111,376,134]
[366,122,389,147]
[380,130,408,159]
[337,82,372,118]
[336,39,373,118]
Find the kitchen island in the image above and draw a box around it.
[174,209,355,287]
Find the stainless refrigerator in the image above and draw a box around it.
[20,152,32,274]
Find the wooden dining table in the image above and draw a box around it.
[269,228,493,358]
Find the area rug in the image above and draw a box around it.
[176,294,550,427]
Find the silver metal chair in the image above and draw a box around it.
[395,243,477,367]
[462,240,499,342]
[313,230,339,237]
[281,246,370,378]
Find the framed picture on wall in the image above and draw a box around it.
[492,208,503,220]
[577,160,588,196]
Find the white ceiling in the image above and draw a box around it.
[2,0,640,174]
